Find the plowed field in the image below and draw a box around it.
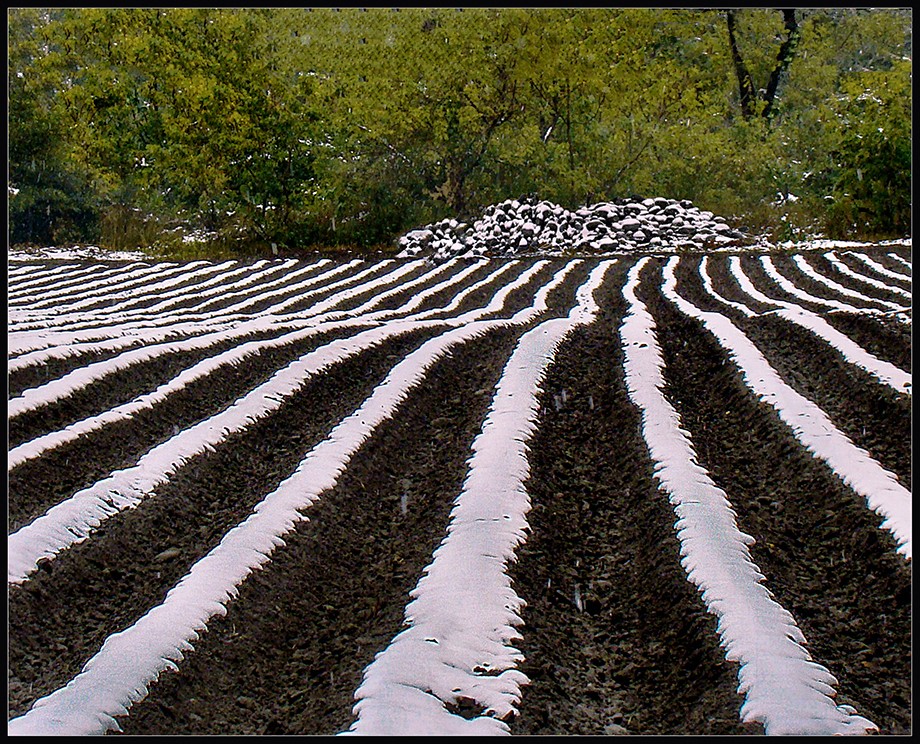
[7,248,911,735]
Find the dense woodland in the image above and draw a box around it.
[7,8,912,257]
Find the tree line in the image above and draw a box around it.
[8,8,912,256]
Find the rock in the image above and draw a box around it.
[395,195,750,259]
[155,547,181,562]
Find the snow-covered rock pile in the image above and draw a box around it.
[397,196,754,260]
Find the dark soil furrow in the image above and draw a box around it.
[10,266,146,305]
[738,255,816,307]
[160,260,394,318]
[837,251,912,291]
[334,260,471,315]
[673,257,911,491]
[739,314,912,491]
[386,258,499,315]
[276,261,432,315]
[427,260,533,317]
[836,252,912,292]
[7,328,440,720]
[722,255,911,373]
[383,260,498,314]
[113,323,530,736]
[133,262,305,314]
[9,344,155,397]
[65,264,244,313]
[8,327,348,450]
[770,253,886,310]
[213,262,372,315]
[641,259,912,736]
[54,264,253,310]
[510,261,753,737]
[804,253,910,307]
[9,264,110,295]
[7,325,299,400]
[703,254,775,314]
[822,313,911,373]
[479,260,559,319]
[7,326,369,532]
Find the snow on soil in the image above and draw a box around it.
[7,250,911,735]
[8,245,149,262]
[662,258,912,560]
[7,262,597,733]
[621,258,877,735]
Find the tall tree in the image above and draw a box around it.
[726,9,801,121]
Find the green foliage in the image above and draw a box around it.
[7,8,911,253]
[825,60,911,238]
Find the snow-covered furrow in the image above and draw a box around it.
[845,252,911,284]
[10,259,410,338]
[885,253,912,272]
[7,263,46,279]
[8,262,154,306]
[7,261,468,412]
[5,260,601,736]
[41,260,281,325]
[712,258,912,396]
[7,258,505,371]
[759,257,872,314]
[237,260,422,320]
[7,259,330,372]
[179,259,332,315]
[7,260,482,394]
[5,262,87,292]
[8,260,244,330]
[621,257,877,736]
[662,258,911,559]
[698,257,757,318]
[6,260,366,356]
[189,258,369,319]
[9,260,156,301]
[346,262,613,736]
[127,259,301,316]
[826,253,911,299]
[414,261,523,320]
[310,259,463,315]
[790,255,906,313]
[8,260,210,321]
[7,260,564,585]
[7,260,501,469]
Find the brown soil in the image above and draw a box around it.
[7,253,911,735]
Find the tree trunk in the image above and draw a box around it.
[762,10,800,121]
[726,9,800,123]
[726,10,756,120]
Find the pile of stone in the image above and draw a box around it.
[396,196,754,260]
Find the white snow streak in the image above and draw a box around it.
[663,258,911,559]
[620,257,878,736]
[347,262,613,736]
[7,261,558,584]
[824,253,911,300]
[791,254,905,312]
[7,260,601,736]
[718,258,912,396]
